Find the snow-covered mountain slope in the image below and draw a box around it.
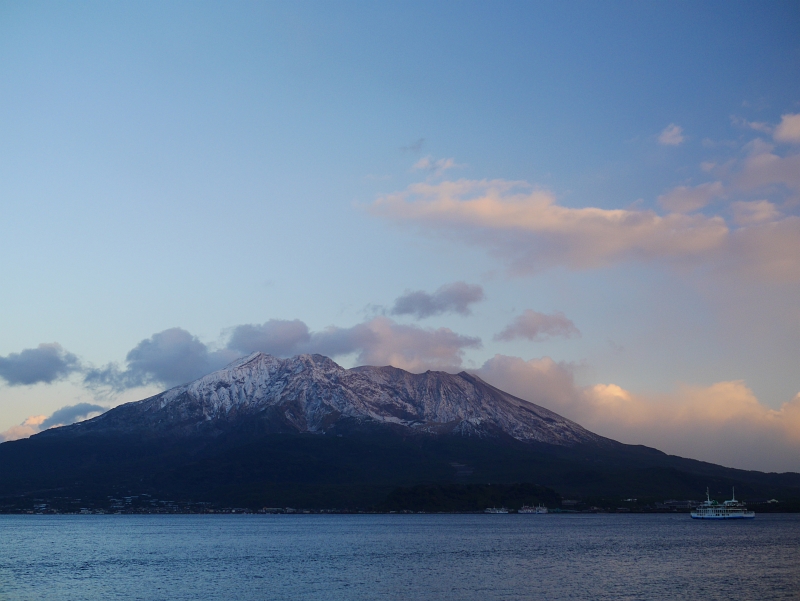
[54,353,603,446]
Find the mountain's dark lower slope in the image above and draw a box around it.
[1,353,798,509]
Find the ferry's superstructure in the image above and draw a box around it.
[690,488,755,520]
[519,505,548,514]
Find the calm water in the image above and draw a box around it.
[1,513,798,600]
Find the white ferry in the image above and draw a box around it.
[519,505,548,514]
[484,507,509,514]
[690,488,755,520]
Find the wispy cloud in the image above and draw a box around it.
[658,123,685,146]
[411,156,461,176]
[391,282,485,319]
[401,138,425,153]
[730,115,772,134]
[494,310,580,342]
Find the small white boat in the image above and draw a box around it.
[690,487,755,520]
[519,505,548,514]
[484,507,509,514]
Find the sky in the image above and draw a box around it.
[1,1,799,472]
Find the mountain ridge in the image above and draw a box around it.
[43,352,604,446]
[4,352,799,509]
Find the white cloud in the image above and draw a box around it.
[658,123,685,146]
[658,181,724,213]
[773,113,800,144]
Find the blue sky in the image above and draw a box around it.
[1,1,799,471]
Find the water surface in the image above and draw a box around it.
[1,513,798,600]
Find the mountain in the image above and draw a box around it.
[1,353,799,511]
[46,352,602,445]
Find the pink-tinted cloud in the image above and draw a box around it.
[311,316,481,372]
[658,181,724,213]
[473,354,800,472]
[370,179,729,272]
[369,178,800,283]
[658,123,685,146]
[773,113,800,144]
[737,140,800,191]
[0,403,106,442]
[494,310,580,342]
[731,200,780,226]
[0,414,46,442]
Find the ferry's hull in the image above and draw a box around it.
[690,513,755,519]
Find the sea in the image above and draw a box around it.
[1,513,798,600]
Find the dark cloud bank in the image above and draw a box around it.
[83,316,481,392]
[0,343,81,386]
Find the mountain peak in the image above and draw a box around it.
[49,354,603,446]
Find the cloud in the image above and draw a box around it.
[412,156,460,175]
[0,415,46,442]
[658,181,724,213]
[402,138,425,153]
[85,315,484,393]
[391,282,485,319]
[369,178,800,283]
[227,319,311,356]
[730,115,772,134]
[310,316,481,372]
[0,343,81,386]
[0,403,106,442]
[658,124,685,146]
[731,200,780,226]
[228,316,480,371]
[737,140,800,191]
[473,354,800,472]
[773,113,800,144]
[39,402,107,430]
[494,310,580,342]
[370,179,729,272]
[85,328,237,391]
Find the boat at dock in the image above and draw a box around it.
[690,488,755,520]
[484,507,509,514]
